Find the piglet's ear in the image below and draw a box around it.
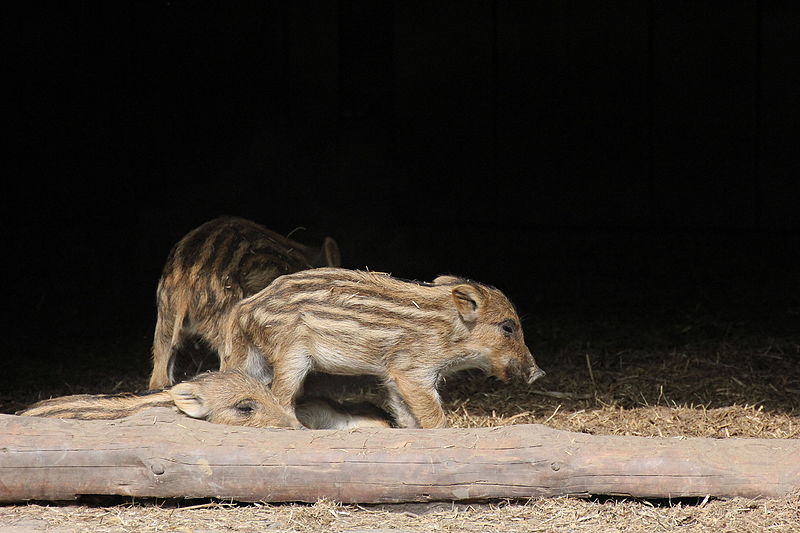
[452,284,484,323]
[168,382,210,419]
[322,237,341,267]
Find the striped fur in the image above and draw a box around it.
[18,390,175,420]
[221,268,545,428]
[19,371,301,428]
[18,371,391,430]
[149,216,340,389]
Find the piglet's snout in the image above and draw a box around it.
[523,349,546,384]
[527,366,546,384]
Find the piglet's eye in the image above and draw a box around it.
[234,400,256,415]
[500,320,516,336]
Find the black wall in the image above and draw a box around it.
[5,2,799,361]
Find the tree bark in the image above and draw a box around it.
[1,410,797,503]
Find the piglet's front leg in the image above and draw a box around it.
[387,374,448,429]
[384,380,418,428]
[269,351,312,422]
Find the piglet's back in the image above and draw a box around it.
[238,267,459,329]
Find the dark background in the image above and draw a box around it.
[4,1,798,388]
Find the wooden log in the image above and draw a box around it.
[1,410,798,503]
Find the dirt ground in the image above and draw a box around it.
[2,244,799,532]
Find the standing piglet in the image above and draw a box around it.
[149,217,340,389]
[222,268,545,428]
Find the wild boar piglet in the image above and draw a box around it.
[150,216,340,389]
[222,267,545,428]
[19,371,390,430]
[19,370,302,428]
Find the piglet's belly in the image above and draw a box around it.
[309,344,386,376]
